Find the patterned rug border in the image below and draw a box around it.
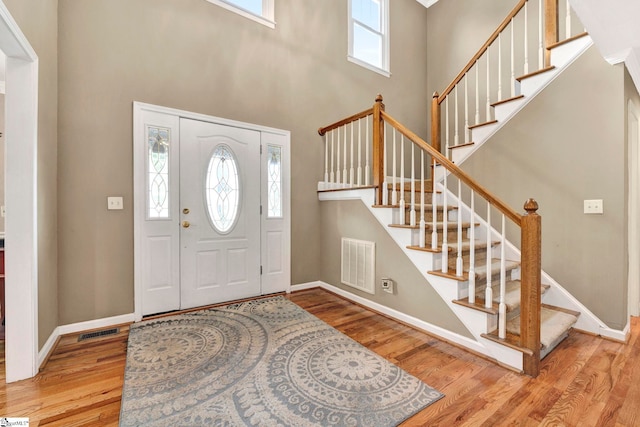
[120,296,443,426]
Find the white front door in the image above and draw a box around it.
[134,104,291,319]
[179,119,261,308]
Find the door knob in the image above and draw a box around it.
[182,221,191,228]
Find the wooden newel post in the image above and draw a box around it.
[520,198,541,377]
[372,94,385,205]
[431,92,441,154]
[544,0,558,67]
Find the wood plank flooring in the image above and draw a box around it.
[0,287,639,426]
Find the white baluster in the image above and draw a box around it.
[431,159,438,250]
[343,126,348,185]
[445,97,451,157]
[350,122,354,186]
[454,86,460,148]
[538,0,544,70]
[419,150,426,248]
[357,118,362,186]
[456,179,463,276]
[324,132,329,186]
[464,74,470,144]
[511,18,516,97]
[486,48,491,120]
[524,1,529,75]
[336,128,341,185]
[441,171,449,273]
[399,135,406,213]
[499,214,507,339]
[410,143,416,227]
[382,122,388,205]
[392,129,397,205]
[468,191,476,304]
[485,203,493,309]
[498,32,503,101]
[565,0,571,39]
[475,63,480,125]
[365,115,370,186]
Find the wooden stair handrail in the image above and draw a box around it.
[380,110,522,226]
[438,0,527,104]
[318,96,381,136]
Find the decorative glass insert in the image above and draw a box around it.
[206,144,241,233]
[267,145,282,218]
[147,126,170,219]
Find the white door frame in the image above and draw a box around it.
[133,102,290,321]
[0,2,39,382]
[628,99,640,317]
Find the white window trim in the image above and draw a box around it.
[206,0,275,29]
[348,0,390,77]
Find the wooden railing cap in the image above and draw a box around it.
[524,198,539,214]
[375,94,383,103]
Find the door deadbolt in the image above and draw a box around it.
[183,208,190,214]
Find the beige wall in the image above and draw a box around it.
[4,0,59,348]
[320,200,473,337]
[56,0,431,324]
[460,47,628,329]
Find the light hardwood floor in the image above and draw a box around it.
[0,287,639,426]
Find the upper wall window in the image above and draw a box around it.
[348,0,390,77]
[206,0,275,29]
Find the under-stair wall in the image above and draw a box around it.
[319,198,474,338]
[460,46,629,330]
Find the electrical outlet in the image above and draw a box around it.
[381,278,394,294]
[107,196,124,210]
[583,199,603,215]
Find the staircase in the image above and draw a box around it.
[383,182,580,360]
[315,0,618,376]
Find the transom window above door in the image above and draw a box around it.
[206,0,275,28]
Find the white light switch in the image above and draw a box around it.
[583,199,603,214]
[107,196,124,210]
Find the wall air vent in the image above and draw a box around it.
[341,238,375,294]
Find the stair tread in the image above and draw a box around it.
[507,306,578,349]
[456,281,551,314]
[386,180,432,191]
[547,31,589,50]
[448,142,475,150]
[491,94,525,107]
[389,221,476,230]
[481,331,534,356]
[427,258,520,282]
[469,119,498,130]
[516,65,556,82]
[408,239,498,254]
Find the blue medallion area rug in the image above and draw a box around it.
[119,296,443,426]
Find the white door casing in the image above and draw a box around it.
[0,3,39,382]
[133,103,291,320]
[179,119,261,308]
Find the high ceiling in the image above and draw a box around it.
[569,0,640,92]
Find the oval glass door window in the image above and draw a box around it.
[205,144,241,234]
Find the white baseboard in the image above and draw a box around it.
[38,313,136,369]
[291,281,486,355]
